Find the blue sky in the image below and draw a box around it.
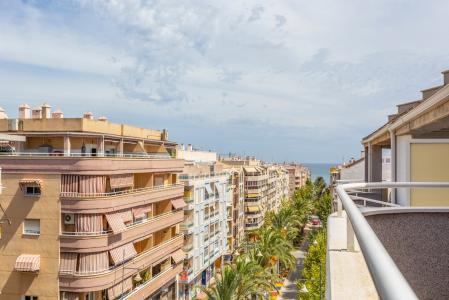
[1,0,449,163]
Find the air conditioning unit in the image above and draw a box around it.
[64,213,75,225]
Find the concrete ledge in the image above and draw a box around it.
[327,211,379,300]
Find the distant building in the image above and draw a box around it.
[283,164,310,195]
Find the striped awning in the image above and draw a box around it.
[109,243,137,265]
[19,179,42,190]
[171,198,186,210]
[132,205,152,218]
[59,252,78,274]
[106,212,127,233]
[171,249,185,264]
[119,210,133,223]
[14,254,40,272]
[109,174,134,189]
[108,277,133,300]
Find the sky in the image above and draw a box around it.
[1,0,449,163]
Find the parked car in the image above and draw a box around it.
[310,215,321,226]
[0,144,15,154]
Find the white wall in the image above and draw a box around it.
[177,149,217,163]
[340,161,364,181]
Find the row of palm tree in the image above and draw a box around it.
[199,178,330,300]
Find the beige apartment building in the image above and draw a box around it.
[0,104,185,300]
[221,157,289,235]
[283,164,309,196]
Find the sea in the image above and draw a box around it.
[302,163,336,185]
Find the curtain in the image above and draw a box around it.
[59,252,78,274]
[74,214,103,233]
[78,251,109,274]
[79,175,107,195]
[60,175,79,195]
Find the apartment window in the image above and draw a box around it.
[25,186,41,196]
[22,296,38,300]
[23,219,40,235]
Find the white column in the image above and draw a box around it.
[389,129,396,204]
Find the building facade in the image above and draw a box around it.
[283,164,309,196]
[176,150,229,300]
[0,104,185,300]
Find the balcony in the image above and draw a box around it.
[59,235,183,292]
[61,184,184,213]
[0,155,184,174]
[329,182,449,300]
[245,222,262,230]
[60,210,184,252]
[122,264,182,299]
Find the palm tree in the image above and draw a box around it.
[269,205,301,240]
[253,227,296,270]
[199,256,274,300]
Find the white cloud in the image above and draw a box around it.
[1,0,449,161]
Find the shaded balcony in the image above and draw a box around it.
[328,182,449,300]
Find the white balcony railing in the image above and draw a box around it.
[0,151,172,159]
[333,181,449,300]
[60,183,182,198]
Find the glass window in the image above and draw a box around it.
[24,186,41,196]
[23,219,40,235]
[23,296,38,300]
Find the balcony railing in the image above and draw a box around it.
[59,234,182,276]
[0,151,172,159]
[332,181,449,300]
[61,210,178,236]
[178,172,228,180]
[60,183,183,198]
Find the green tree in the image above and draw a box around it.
[298,230,326,300]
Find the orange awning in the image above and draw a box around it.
[106,212,127,233]
[171,198,186,210]
[109,243,137,265]
[171,249,185,264]
[15,254,40,272]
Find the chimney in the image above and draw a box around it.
[98,116,108,122]
[32,107,42,119]
[41,102,51,119]
[19,104,31,119]
[52,108,64,119]
[83,112,93,120]
[0,107,8,119]
[442,70,449,85]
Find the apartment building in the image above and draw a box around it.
[176,147,228,300]
[328,69,449,299]
[0,104,185,300]
[283,164,309,196]
[219,166,244,261]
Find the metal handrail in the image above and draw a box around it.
[335,181,449,300]
[0,152,172,159]
[59,234,182,276]
[61,210,179,236]
[60,183,183,198]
